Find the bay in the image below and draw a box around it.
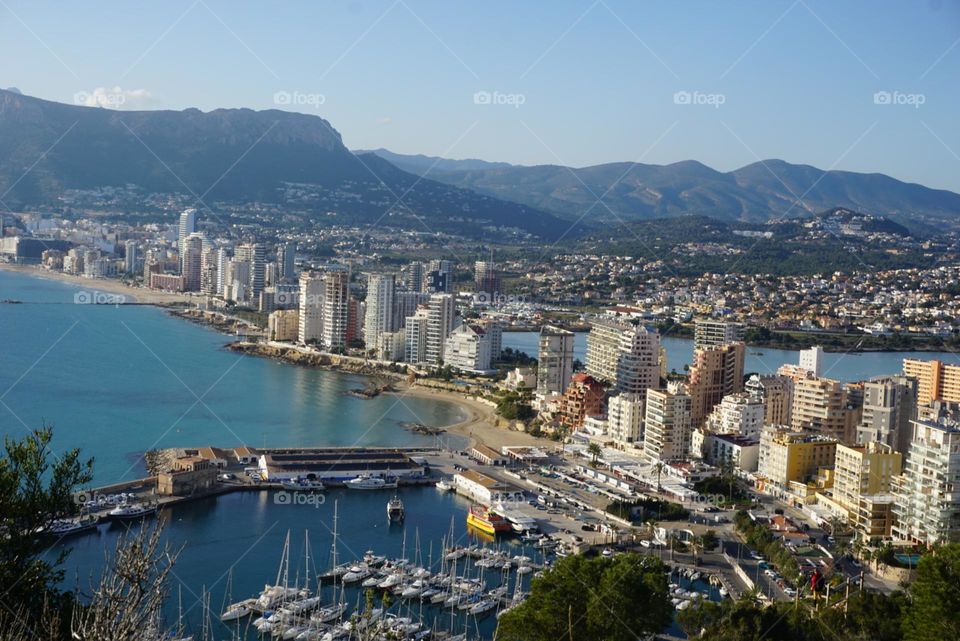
[502,331,959,383]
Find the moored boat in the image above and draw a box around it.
[466,505,512,536]
[386,496,405,522]
[345,475,398,490]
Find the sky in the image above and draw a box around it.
[2,0,959,191]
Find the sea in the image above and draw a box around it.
[501,330,960,383]
[2,268,956,638]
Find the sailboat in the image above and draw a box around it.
[312,501,347,625]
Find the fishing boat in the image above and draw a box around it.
[465,505,512,536]
[386,496,405,522]
[435,478,453,492]
[345,474,398,490]
[108,501,157,520]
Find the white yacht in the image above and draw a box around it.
[108,501,157,520]
[434,478,453,492]
[345,475,398,490]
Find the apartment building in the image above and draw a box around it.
[693,318,744,350]
[643,386,692,462]
[903,358,960,406]
[607,393,644,445]
[557,373,606,431]
[856,376,917,454]
[790,376,860,442]
[268,309,300,342]
[758,426,838,495]
[687,342,745,427]
[537,325,575,397]
[585,319,660,399]
[746,374,793,426]
[892,418,960,546]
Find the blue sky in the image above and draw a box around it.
[2,0,959,191]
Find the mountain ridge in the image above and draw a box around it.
[366,149,960,231]
[0,89,566,238]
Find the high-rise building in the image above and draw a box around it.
[278,242,296,281]
[322,269,349,351]
[215,248,228,297]
[746,374,793,426]
[404,308,430,364]
[476,319,502,361]
[892,417,960,546]
[298,272,324,345]
[364,273,396,349]
[474,260,502,297]
[607,393,644,445]
[856,376,917,454]
[392,291,430,330]
[178,208,196,272]
[226,258,250,302]
[181,232,204,291]
[643,385,692,462]
[200,247,219,296]
[404,261,425,293]
[426,293,456,365]
[703,392,765,438]
[537,325,575,398]
[444,323,495,373]
[124,240,138,274]
[236,243,266,297]
[687,342,745,427]
[903,358,960,406]
[790,376,859,442]
[799,346,825,377]
[831,441,901,541]
[426,259,452,293]
[693,318,745,350]
[585,320,660,399]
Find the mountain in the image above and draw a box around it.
[0,89,565,239]
[352,148,513,174]
[365,150,960,232]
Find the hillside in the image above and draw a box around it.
[0,89,566,239]
[367,150,960,232]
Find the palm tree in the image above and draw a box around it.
[654,462,664,495]
[587,442,602,467]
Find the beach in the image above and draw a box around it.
[0,262,194,305]
[395,383,555,452]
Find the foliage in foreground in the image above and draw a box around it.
[496,553,672,641]
[678,543,960,641]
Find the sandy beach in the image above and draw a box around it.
[0,263,194,305]
[393,383,556,452]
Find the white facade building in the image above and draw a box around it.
[607,393,644,445]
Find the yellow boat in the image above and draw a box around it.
[466,505,511,536]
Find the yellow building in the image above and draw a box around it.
[831,442,902,540]
[903,358,960,406]
[268,309,300,342]
[758,426,838,498]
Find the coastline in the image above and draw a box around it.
[225,341,554,453]
[392,382,554,452]
[0,262,194,305]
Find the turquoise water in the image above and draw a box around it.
[0,270,466,485]
[502,331,959,383]
[1,269,487,638]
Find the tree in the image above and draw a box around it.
[497,554,672,641]
[0,427,93,624]
[903,543,960,641]
[587,442,602,467]
[71,522,181,641]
